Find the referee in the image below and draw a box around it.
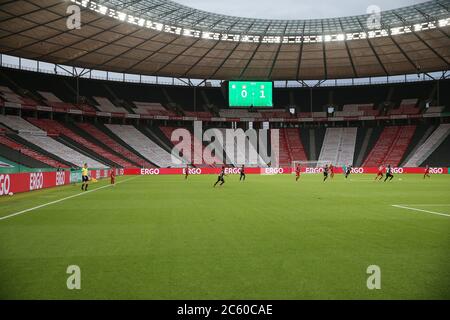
[81,163,89,191]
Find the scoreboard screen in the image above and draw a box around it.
[228,81,273,107]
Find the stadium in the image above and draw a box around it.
[0,0,449,301]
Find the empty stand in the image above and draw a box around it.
[214,128,258,166]
[334,104,379,117]
[105,124,185,167]
[94,97,127,113]
[183,111,212,118]
[298,112,327,118]
[36,91,96,112]
[27,118,134,168]
[0,115,106,168]
[0,135,67,168]
[21,133,107,168]
[76,122,152,167]
[381,126,415,166]
[424,106,444,114]
[318,128,357,166]
[277,129,292,167]
[132,102,177,117]
[404,124,450,167]
[337,128,358,166]
[387,99,420,115]
[363,126,416,167]
[0,85,37,106]
[219,109,262,118]
[0,115,45,134]
[284,128,307,162]
[160,126,223,167]
[160,126,197,165]
[259,109,291,118]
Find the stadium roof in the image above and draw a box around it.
[0,0,449,80]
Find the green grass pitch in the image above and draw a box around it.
[0,174,449,299]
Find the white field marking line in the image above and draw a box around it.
[391,205,450,218]
[395,204,450,206]
[0,176,138,222]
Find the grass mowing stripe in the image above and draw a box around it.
[0,176,138,222]
[391,204,450,218]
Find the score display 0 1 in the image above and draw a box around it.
[228,81,273,108]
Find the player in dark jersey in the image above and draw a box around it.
[214,166,226,187]
[424,165,430,179]
[295,164,301,182]
[239,165,246,181]
[384,164,394,182]
[345,164,352,179]
[323,164,329,182]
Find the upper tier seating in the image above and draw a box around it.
[37,91,96,112]
[424,106,445,114]
[0,86,37,106]
[298,112,327,118]
[259,109,291,118]
[27,118,134,168]
[219,109,262,118]
[334,104,379,117]
[76,122,153,167]
[105,124,185,167]
[404,124,450,167]
[37,91,76,111]
[387,99,420,115]
[0,115,106,168]
[93,97,127,113]
[132,102,177,117]
[0,135,68,168]
[183,111,212,118]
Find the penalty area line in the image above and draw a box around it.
[391,205,450,218]
[0,176,138,222]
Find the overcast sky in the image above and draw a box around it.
[173,0,426,20]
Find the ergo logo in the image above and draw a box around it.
[0,174,11,196]
[429,167,443,174]
[265,168,284,174]
[184,168,202,175]
[56,171,65,186]
[305,167,324,174]
[351,167,364,174]
[225,168,241,174]
[30,172,44,190]
[140,168,160,175]
[392,167,404,174]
